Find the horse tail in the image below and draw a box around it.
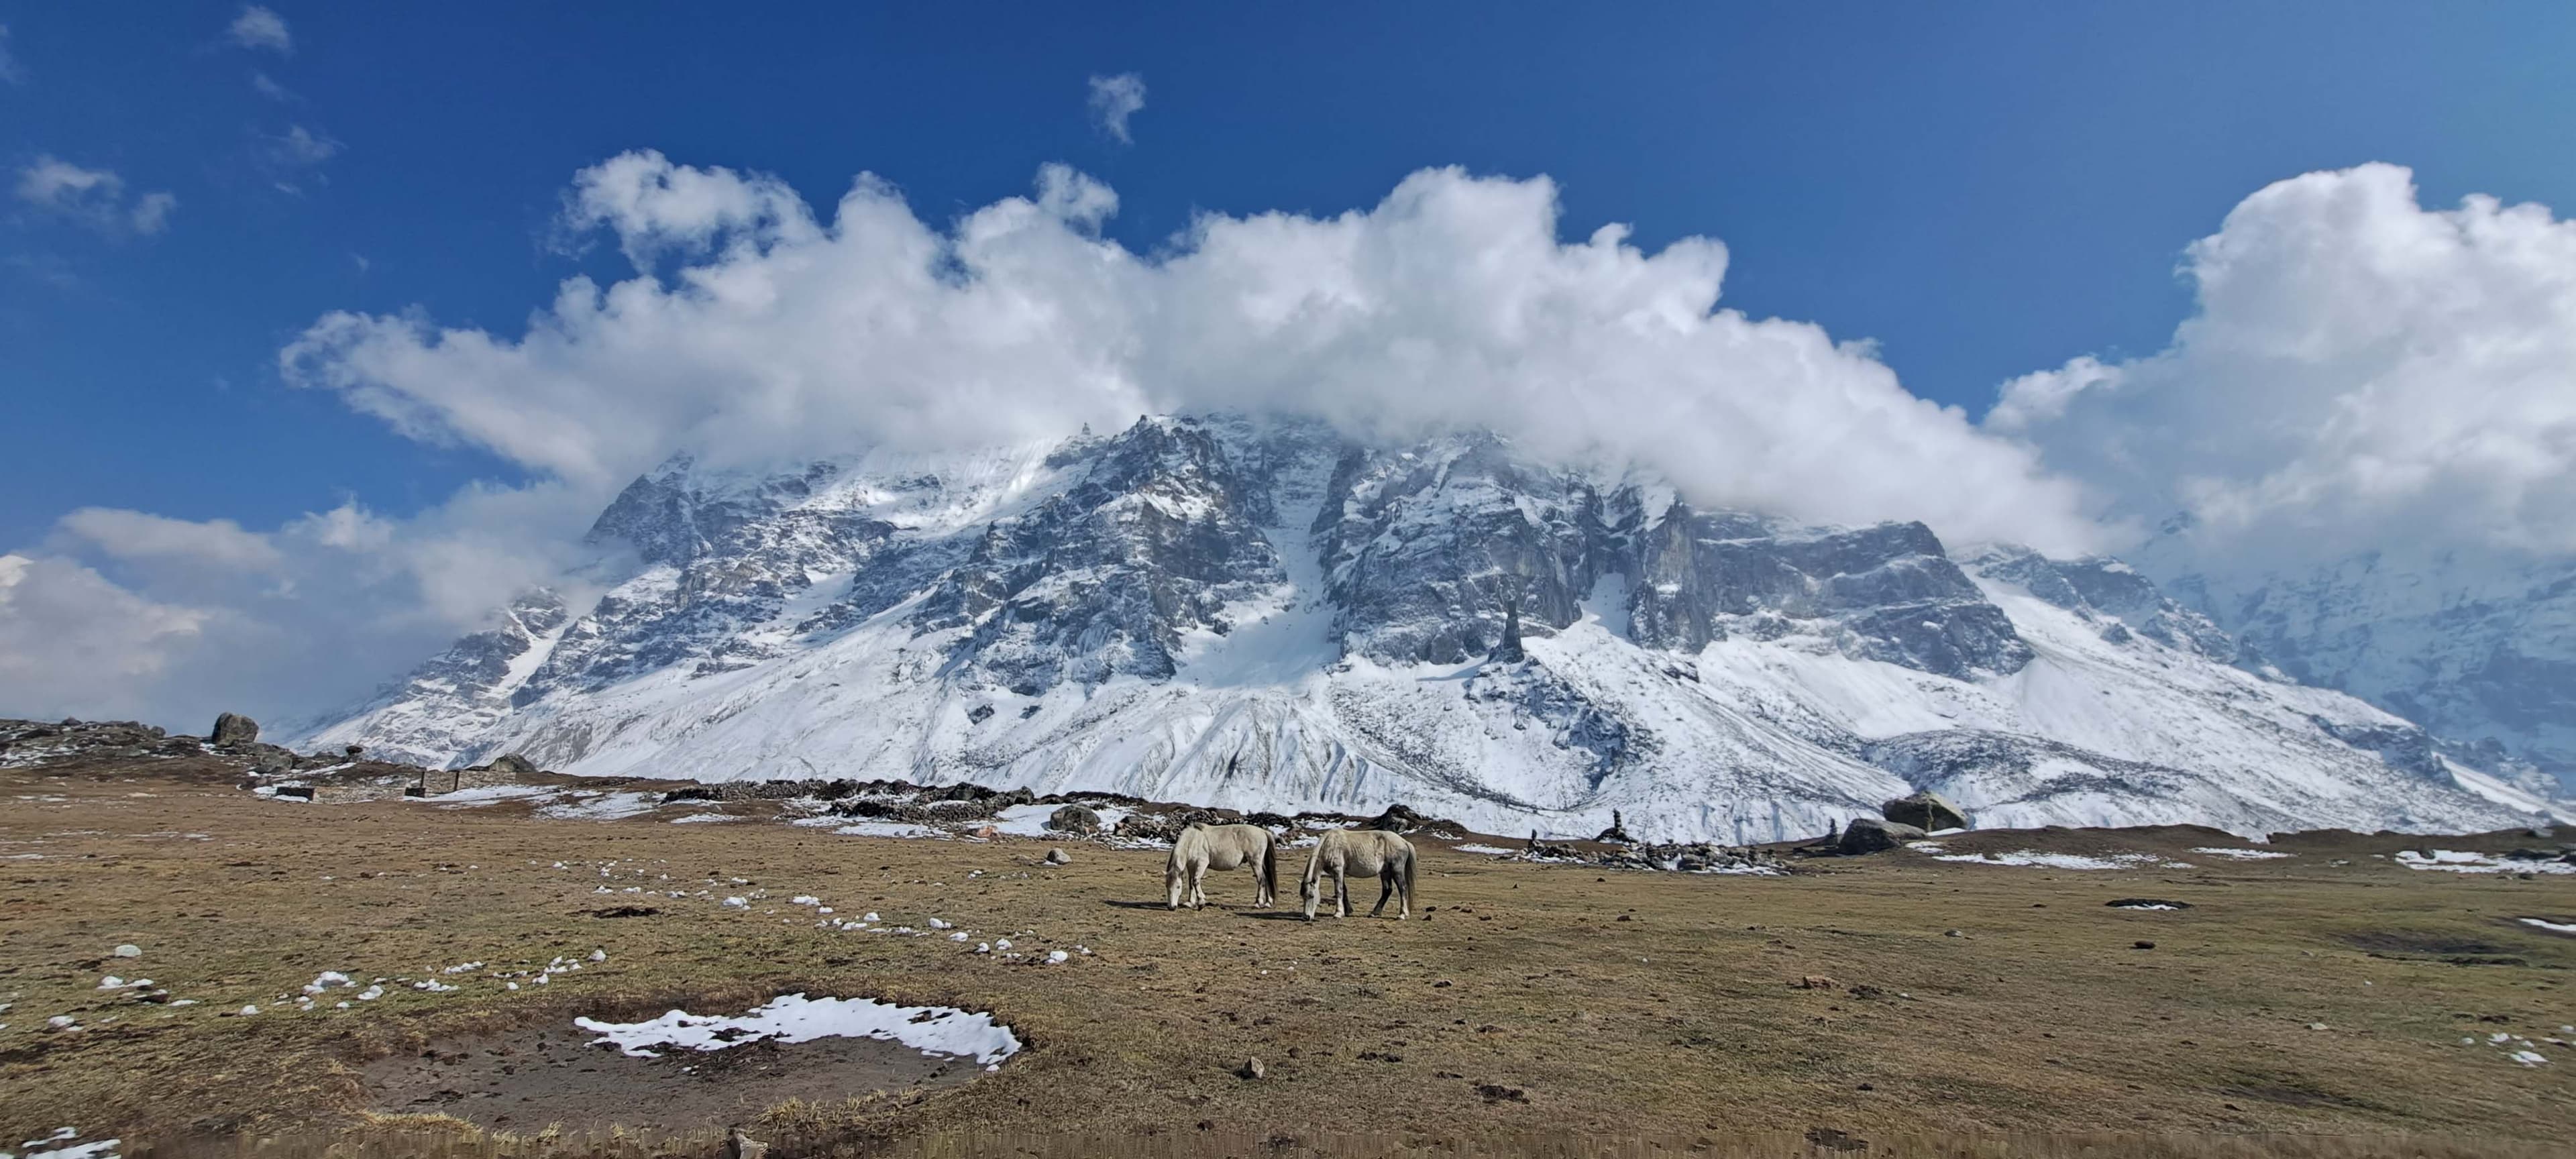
[1403,840,1417,899]
[1263,830,1282,901]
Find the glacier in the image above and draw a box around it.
[298,415,2571,842]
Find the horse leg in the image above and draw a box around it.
[1370,867,1394,917]
[1191,863,1208,909]
[1334,867,1350,918]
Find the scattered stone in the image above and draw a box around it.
[1477,1083,1529,1103]
[1796,976,1838,991]
[2306,1022,2329,1032]
[1044,847,1072,866]
[209,712,260,747]
[726,1125,769,1159]
[1881,790,1967,831]
[1046,804,1103,835]
[1836,817,1925,855]
[2133,941,2157,950]
[112,944,141,958]
[1805,1127,1868,1153]
[1238,1056,1266,1081]
[1943,929,1964,938]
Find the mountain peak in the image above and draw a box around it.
[298,414,2569,839]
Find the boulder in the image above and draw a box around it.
[1837,816,1925,855]
[1881,791,1968,832]
[209,712,260,747]
[1369,804,1426,832]
[1046,804,1102,835]
[488,753,540,777]
[1044,847,1072,865]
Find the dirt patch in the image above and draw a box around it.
[2339,931,2515,956]
[367,1020,983,1136]
[2341,930,2533,967]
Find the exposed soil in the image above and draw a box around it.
[367,1018,981,1135]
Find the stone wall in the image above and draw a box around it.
[415,765,534,796]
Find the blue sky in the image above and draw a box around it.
[8,2,2574,550]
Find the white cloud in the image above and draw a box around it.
[56,508,283,571]
[1088,73,1146,144]
[0,553,210,721]
[0,24,25,85]
[284,153,2099,551]
[15,156,117,205]
[129,191,178,234]
[252,70,291,101]
[13,156,177,237]
[1,483,607,730]
[1995,163,2576,567]
[228,5,291,54]
[271,124,340,166]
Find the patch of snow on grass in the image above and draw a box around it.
[1931,850,2182,871]
[574,993,1020,1066]
[987,804,1130,838]
[2520,918,2576,934]
[420,785,554,807]
[2398,850,2576,875]
[16,1127,121,1158]
[671,813,744,824]
[1452,844,1517,856]
[834,822,942,839]
[537,791,661,820]
[2190,846,2292,860]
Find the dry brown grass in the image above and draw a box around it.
[3,757,2571,1158]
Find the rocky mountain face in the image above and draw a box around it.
[2136,534,2576,800]
[299,415,2570,841]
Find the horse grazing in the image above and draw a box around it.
[1166,822,1282,910]
[1300,828,1416,920]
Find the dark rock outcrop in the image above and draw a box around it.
[1046,804,1103,834]
[210,713,260,747]
[1835,816,1925,855]
[1882,791,1967,832]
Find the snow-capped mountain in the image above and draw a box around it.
[2137,528,2576,801]
[300,415,2570,840]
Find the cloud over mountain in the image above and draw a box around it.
[1994,163,2576,572]
[285,152,2099,551]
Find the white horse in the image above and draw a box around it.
[1166,822,1281,909]
[1300,828,1416,920]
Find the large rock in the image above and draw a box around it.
[488,753,540,777]
[1046,804,1103,835]
[1837,816,1925,855]
[209,712,260,747]
[1369,804,1426,832]
[1882,790,1967,832]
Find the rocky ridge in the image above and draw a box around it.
[297,414,2573,842]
